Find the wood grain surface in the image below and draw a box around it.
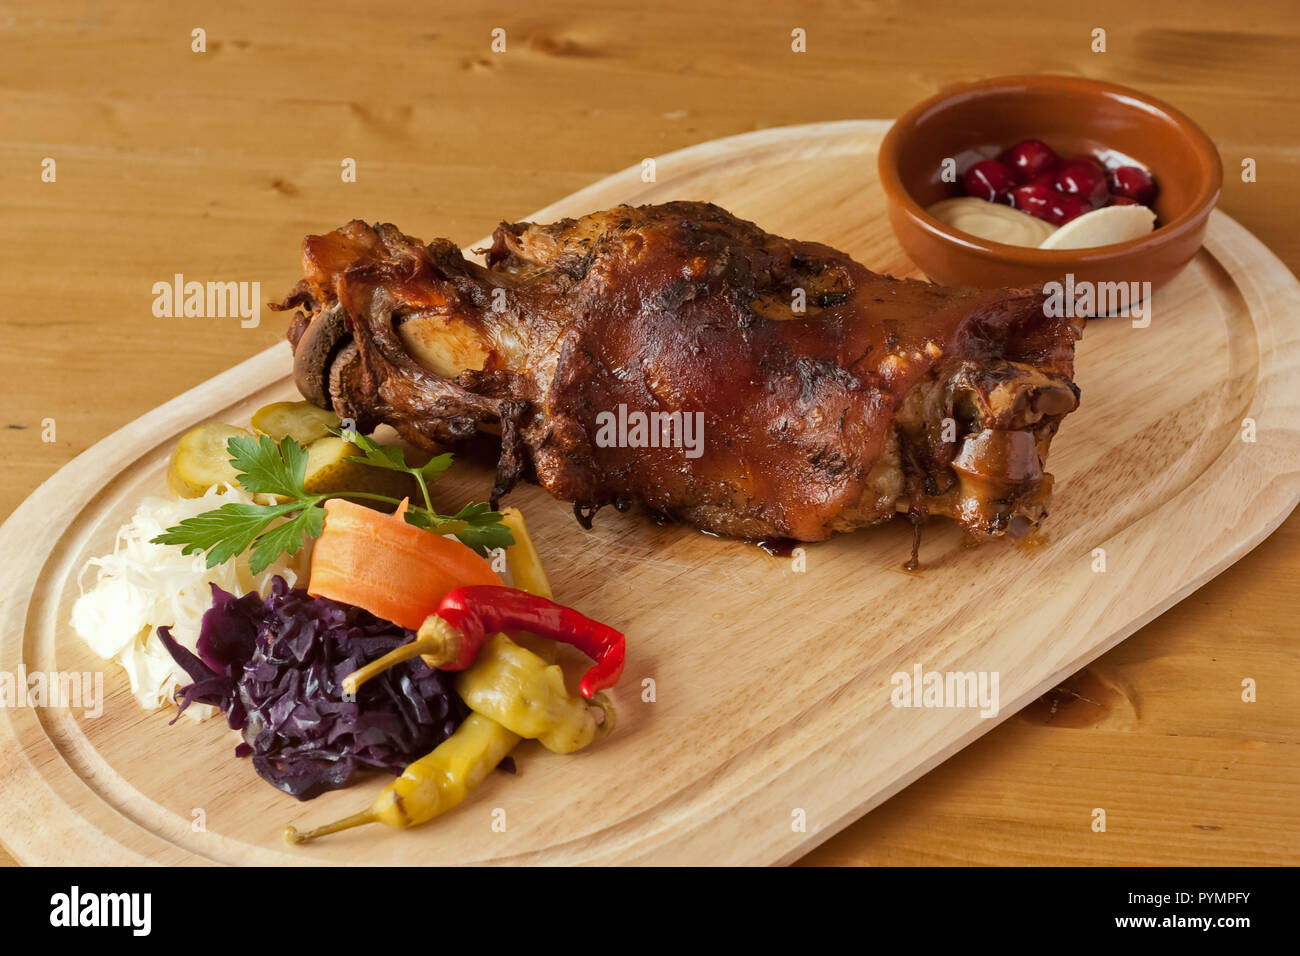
[4,123,1296,865]
[1,0,1297,865]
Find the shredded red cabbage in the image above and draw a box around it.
[159,577,467,800]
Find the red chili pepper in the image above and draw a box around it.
[343,585,625,700]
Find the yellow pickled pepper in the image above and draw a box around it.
[456,634,614,754]
[286,507,563,845]
[285,713,519,843]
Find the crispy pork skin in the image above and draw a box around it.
[276,202,1082,542]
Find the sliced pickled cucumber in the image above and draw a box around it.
[167,422,250,498]
[302,436,419,501]
[251,401,340,444]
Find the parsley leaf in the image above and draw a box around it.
[152,500,303,569]
[339,428,410,473]
[247,505,325,574]
[338,428,455,512]
[400,508,433,530]
[153,427,513,571]
[445,507,512,553]
[227,433,309,499]
[418,453,454,482]
[401,501,512,555]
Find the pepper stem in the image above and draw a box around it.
[342,636,438,696]
[590,692,617,738]
[415,614,465,668]
[283,809,378,845]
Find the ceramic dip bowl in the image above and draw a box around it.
[878,74,1222,293]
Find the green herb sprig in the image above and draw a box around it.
[151,430,511,573]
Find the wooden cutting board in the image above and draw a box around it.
[2,120,1298,866]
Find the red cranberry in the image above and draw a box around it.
[1000,139,1059,184]
[1025,172,1057,189]
[1108,165,1158,205]
[1045,195,1090,225]
[1067,153,1107,175]
[962,159,1013,201]
[1055,163,1109,207]
[1009,183,1056,220]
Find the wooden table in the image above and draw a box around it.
[1,0,1296,866]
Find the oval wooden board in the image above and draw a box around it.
[2,120,1298,866]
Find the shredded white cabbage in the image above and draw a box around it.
[71,484,307,720]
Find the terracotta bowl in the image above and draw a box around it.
[877,74,1222,292]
